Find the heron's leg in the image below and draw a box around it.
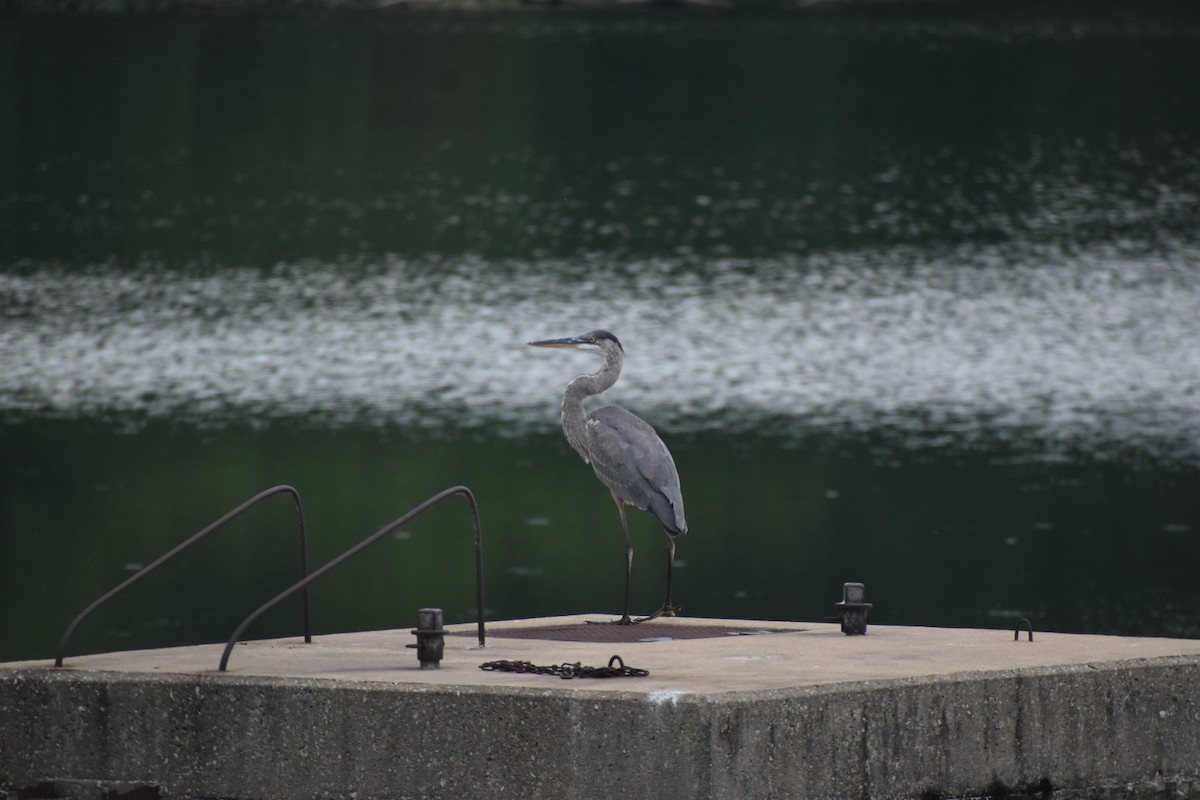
[663,535,679,614]
[615,494,635,625]
[584,494,635,625]
[635,535,681,624]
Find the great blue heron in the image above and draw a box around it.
[528,329,687,624]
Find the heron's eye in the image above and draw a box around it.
[588,337,596,343]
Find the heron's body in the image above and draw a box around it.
[576,405,688,536]
[529,329,687,624]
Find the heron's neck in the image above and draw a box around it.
[561,347,623,462]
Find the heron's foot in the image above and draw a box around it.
[586,615,636,625]
[633,604,682,624]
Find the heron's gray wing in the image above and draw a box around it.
[585,405,687,535]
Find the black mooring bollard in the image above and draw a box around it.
[834,582,873,635]
[409,607,446,668]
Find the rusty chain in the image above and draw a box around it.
[479,654,648,679]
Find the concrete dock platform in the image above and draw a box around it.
[3,615,1200,799]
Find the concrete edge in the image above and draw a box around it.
[6,650,1199,702]
[5,637,1199,799]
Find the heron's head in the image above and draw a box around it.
[527,329,624,357]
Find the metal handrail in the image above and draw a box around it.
[219,484,485,672]
[54,485,312,668]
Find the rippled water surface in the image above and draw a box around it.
[5,247,1200,462]
[2,6,1199,660]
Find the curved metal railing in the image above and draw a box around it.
[54,485,312,668]
[219,484,485,672]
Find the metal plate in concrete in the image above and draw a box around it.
[452,620,798,643]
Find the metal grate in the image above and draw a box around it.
[454,622,798,644]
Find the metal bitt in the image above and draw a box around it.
[834,582,873,635]
[408,608,446,669]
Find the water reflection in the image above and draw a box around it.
[3,245,1199,463]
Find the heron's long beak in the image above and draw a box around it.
[527,336,587,349]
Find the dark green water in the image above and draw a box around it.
[6,419,1198,663]
[2,6,1199,662]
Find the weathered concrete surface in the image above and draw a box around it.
[3,616,1200,799]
